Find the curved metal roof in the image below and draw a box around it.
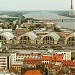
[65,32,75,41]
[25,31,38,40]
[48,32,60,40]
[42,32,60,40]
[0,27,3,31]
[18,31,38,40]
[0,32,14,40]
[70,32,75,36]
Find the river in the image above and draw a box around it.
[23,12,75,30]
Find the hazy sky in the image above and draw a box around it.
[0,0,74,11]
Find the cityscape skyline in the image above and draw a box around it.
[0,0,74,11]
[0,0,75,74]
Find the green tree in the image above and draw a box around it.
[29,26,35,31]
[21,19,27,23]
[35,24,41,28]
[54,27,61,32]
[8,25,11,29]
[50,73,53,75]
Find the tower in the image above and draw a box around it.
[69,0,74,16]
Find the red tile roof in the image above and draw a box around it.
[10,67,18,73]
[23,54,64,65]
[53,54,64,62]
[23,70,42,75]
[24,58,42,64]
[62,60,75,66]
[42,54,64,62]
[42,56,52,60]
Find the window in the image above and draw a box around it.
[19,36,31,44]
[43,36,54,45]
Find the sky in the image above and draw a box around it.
[0,0,74,11]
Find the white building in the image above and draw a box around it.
[10,52,16,64]
[0,28,12,32]
[0,53,11,70]
[0,71,17,75]
[55,50,71,60]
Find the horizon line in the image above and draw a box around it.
[0,9,73,12]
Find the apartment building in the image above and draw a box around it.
[0,53,10,70]
[55,50,71,60]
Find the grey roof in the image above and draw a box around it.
[65,32,75,41]
[19,50,31,54]
[47,32,60,40]
[55,50,71,52]
[0,32,14,40]
[0,27,3,31]
[25,31,38,40]
[0,53,10,56]
[70,32,75,36]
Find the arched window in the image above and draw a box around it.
[19,36,31,44]
[67,37,75,46]
[0,36,6,44]
[43,36,54,44]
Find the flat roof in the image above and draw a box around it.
[55,50,71,52]
[0,52,10,56]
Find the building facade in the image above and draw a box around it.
[0,53,10,70]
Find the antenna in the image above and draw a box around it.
[69,0,74,16]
